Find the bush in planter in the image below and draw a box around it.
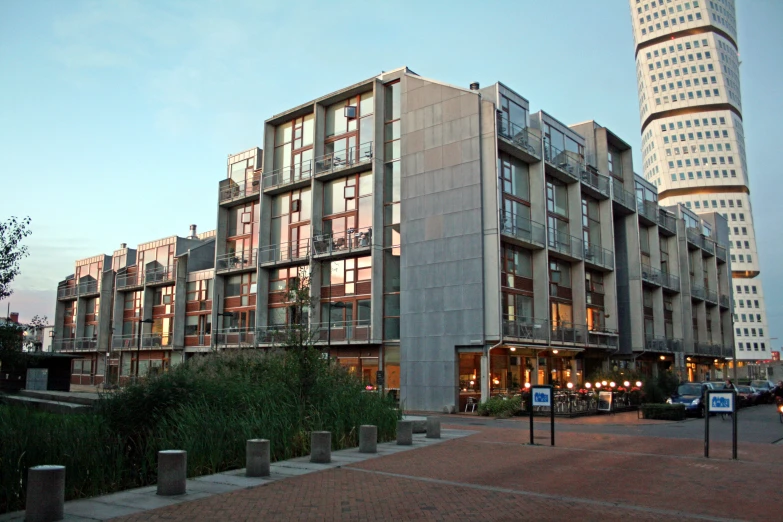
[477,396,522,418]
[640,403,687,421]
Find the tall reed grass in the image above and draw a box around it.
[0,349,399,514]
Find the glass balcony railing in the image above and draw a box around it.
[544,144,582,183]
[312,226,372,257]
[548,229,583,260]
[583,243,613,270]
[496,115,541,158]
[716,244,728,262]
[611,179,636,211]
[637,199,659,222]
[502,316,549,342]
[722,345,734,357]
[694,342,721,356]
[262,161,313,191]
[259,238,311,265]
[77,280,99,296]
[644,334,671,353]
[53,337,97,351]
[702,238,715,255]
[256,324,310,345]
[661,271,680,292]
[145,265,176,285]
[214,328,256,348]
[686,228,704,249]
[580,170,610,197]
[550,322,587,345]
[313,320,371,343]
[657,209,677,234]
[116,272,141,290]
[216,249,258,273]
[641,263,662,285]
[706,289,718,304]
[315,142,373,177]
[690,283,706,300]
[111,333,169,350]
[719,294,730,308]
[219,176,261,203]
[499,211,546,247]
[587,329,619,349]
[57,286,77,299]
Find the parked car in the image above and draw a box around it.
[735,385,758,408]
[750,380,776,403]
[667,383,709,417]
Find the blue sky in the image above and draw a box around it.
[1,0,782,348]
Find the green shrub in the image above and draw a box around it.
[477,396,522,418]
[640,403,687,421]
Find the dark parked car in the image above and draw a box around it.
[735,385,758,407]
[667,383,709,417]
[750,380,776,403]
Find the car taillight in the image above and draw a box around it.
[779,405,783,414]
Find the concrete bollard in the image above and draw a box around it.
[26,465,65,522]
[359,425,377,453]
[157,450,187,496]
[397,420,413,445]
[310,431,331,463]
[426,417,441,439]
[246,439,270,477]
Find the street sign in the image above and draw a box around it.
[531,387,551,407]
[529,385,555,447]
[705,389,737,460]
[708,392,733,413]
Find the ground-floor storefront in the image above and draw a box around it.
[327,344,400,404]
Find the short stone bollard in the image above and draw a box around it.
[310,431,331,463]
[426,417,441,439]
[246,439,270,477]
[157,450,187,496]
[359,425,377,453]
[26,465,65,522]
[397,420,413,445]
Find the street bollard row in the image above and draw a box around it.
[24,419,439,519]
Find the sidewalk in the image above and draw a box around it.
[0,428,473,522]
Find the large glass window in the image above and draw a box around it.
[274,114,314,177]
[581,196,601,248]
[384,80,401,340]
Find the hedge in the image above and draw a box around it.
[640,403,687,421]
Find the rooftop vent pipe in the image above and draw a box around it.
[189,224,198,239]
[469,82,480,91]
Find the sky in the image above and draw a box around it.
[1,0,782,347]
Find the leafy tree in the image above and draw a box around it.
[23,315,49,352]
[0,216,32,300]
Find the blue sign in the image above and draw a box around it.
[708,392,734,413]
[531,387,551,407]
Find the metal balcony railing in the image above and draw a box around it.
[262,161,313,191]
[719,294,730,308]
[548,229,583,260]
[313,320,371,343]
[580,170,610,197]
[315,142,373,176]
[145,265,176,285]
[496,115,541,158]
[219,177,261,203]
[587,329,619,349]
[116,272,142,290]
[666,338,684,352]
[499,211,546,247]
[661,271,680,292]
[641,264,662,285]
[312,226,372,257]
[57,286,77,299]
[583,243,613,269]
[53,338,93,352]
[544,144,582,183]
[690,283,706,300]
[77,280,99,296]
[258,238,311,265]
[256,324,310,345]
[702,238,715,255]
[637,199,659,222]
[214,328,256,348]
[550,322,587,345]
[216,249,258,273]
[645,334,671,353]
[657,209,677,234]
[686,228,704,249]
[706,289,718,304]
[716,244,728,262]
[722,345,734,357]
[611,179,636,211]
[111,333,169,350]
[694,342,720,356]
[502,316,549,342]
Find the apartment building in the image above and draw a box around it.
[629,0,768,362]
[52,67,734,412]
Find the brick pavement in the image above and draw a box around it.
[111,424,783,522]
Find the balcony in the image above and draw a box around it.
[76,280,100,296]
[657,209,677,236]
[219,176,261,205]
[256,324,309,345]
[312,226,372,259]
[580,170,610,200]
[116,272,142,290]
[694,342,721,356]
[544,144,582,184]
[661,271,680,292]
[587,329,619,350]
[716,244,728,263]
[722,345,734,358]
[499,211,546,249]
[496,115,541,162]
[53,337,97,352]
[644,335,671,353]
[550,322,587,345]
[145,265,176,286]
[313,320,371,343]
[112,333,170,350]
[702,238,715,256]
[686,228,704,249]
[214,328,256,348]
[583,243,613,271]
[637,199,659,225]
[641,264,662,286]
[667,338,684,352]
[216,249,258,274]
[314,142,373,181]
[262,161,313,194]
[690,283,706,300]
[611,179,636,214]
[719,294,730,308]
[57,286,77,300]
[547,229,583,261]
[502,316,549,343]
[705,289,718,305]
[258,238,310,267]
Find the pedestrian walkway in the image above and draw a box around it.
[0,429,474,522]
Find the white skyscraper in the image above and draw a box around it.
[629,0,769,362]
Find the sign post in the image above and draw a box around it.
[529,385,554,446]
[705,389,737,459]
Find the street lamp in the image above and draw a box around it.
[135,318,153,379]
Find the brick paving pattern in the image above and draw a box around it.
[113,425,783,521]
